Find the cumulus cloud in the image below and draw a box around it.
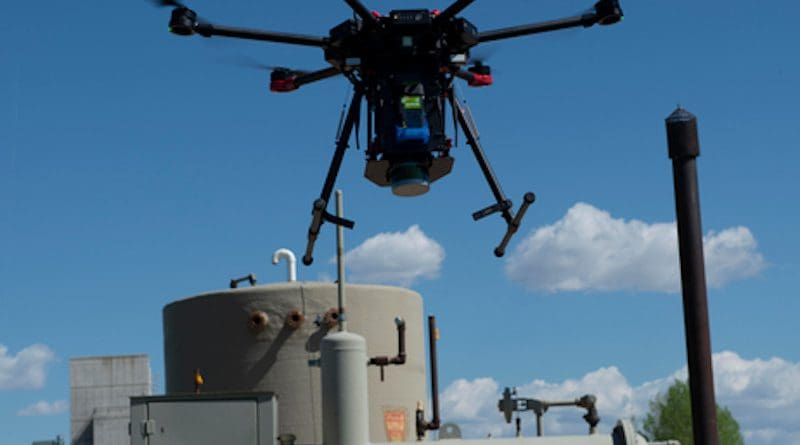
[17,400,68,416]
[438,351,800,445]
[505,203,765,293]
[710,352,800,444]
[337,225,445,287]
[0,344,56,390]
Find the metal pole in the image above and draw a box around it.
[666,107,719,445]
[335,190,347,332]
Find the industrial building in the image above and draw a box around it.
[69,355,151,445]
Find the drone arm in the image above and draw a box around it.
[453,69,473,82]
[293,67,342,88]
[193,23,328,47]
[454,69,492,87]
[478,14,593,43]
[477,0,622,43]
[435,0,477,24]
[343,0,379,24]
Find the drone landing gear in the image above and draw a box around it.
[302,90,364,265]
[449,91,536,257]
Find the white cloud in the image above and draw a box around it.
[442,378,499,421]
[17,400,67,416]
[0,344,56,390]
[438,351,800,445]
[505,203,765,293]
[711,352,800,444]
[336,225,445,287]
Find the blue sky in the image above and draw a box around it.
[1,0,799,443]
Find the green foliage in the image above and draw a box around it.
[643,380,744,445]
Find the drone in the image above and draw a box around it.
[155,0,624,265]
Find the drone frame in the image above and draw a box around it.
[161,0,623,265]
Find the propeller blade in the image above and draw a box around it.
[469,46,497,64]
[216,54,310,76]
[150,0,186,8]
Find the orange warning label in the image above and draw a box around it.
[383,408,407,442]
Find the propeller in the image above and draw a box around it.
[149,0,187,8]
[148,0,211,35]
[468,44,498,65]
[467,45,501,77]
[219,54,311,77]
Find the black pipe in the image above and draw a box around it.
[368,318,407,381]
[666,107,720,445]
[396,319,406,363]
[229,273,256,289]
[416,315,441,439]
[428,315,441,430]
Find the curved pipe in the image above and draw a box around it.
[368,317,407,380]
[272,248,297,282]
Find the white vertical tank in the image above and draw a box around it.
[321,331,369,445]
[162,282,425,444]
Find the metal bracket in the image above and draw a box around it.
[141,419,156,437]
[472,199,512,221]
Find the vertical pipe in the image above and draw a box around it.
[417,315,442,439]
[428,315,441,429]
[336,190,347,332]
[536,413,542,437]
[666,107,720,445]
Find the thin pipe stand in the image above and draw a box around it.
[666,107,719,445]
[335,190,347,332]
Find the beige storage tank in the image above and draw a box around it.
[163,282,426,444]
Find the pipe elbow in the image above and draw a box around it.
[272,248,297,282]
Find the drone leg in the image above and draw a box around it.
[494,192,536,257]
[449,90,536,257]
[303,89,364,266]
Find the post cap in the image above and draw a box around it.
[666,107,700,159]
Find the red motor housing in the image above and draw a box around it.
[270,69,298,92]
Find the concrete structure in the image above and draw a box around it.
[70,355,151,445]
[163,282,426,444]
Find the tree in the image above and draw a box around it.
[643,379,744,445]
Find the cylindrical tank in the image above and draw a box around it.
[321,331,369,445]
[163,282,425,444]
